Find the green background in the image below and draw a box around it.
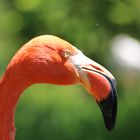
[0,0,140,140]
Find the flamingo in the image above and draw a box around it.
[0,35,117,140]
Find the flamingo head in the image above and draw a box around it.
[7,35,117,131]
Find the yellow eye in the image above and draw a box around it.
[63,50,71,58]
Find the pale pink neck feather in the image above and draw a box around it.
[0,72,30,140]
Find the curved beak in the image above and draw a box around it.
[70,51,117,131]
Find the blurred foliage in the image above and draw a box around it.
[0,0,140,140]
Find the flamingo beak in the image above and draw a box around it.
[81,66,117,131]
[70,51,117,131]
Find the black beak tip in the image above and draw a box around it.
[97,86,117,132]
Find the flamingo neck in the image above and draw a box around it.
[0,72,30,140]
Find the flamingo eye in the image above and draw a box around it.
[63,50,71,58]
